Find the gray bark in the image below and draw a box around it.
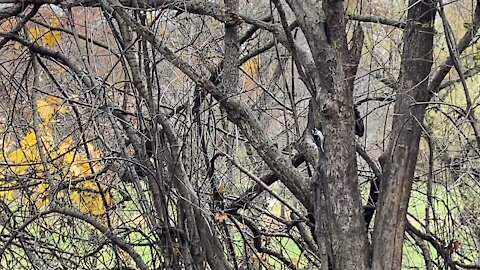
[371,0,436,268]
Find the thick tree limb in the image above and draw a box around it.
[347,14,406,28]
[371,0,437,268]
[284,1,370,269]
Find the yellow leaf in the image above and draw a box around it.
[269,200,282,216]
[86,143,102,159]
[33,183,49,210]
[43,29,61,47]
[37,96,69,122]
[37,98,57,122]
[7,149,29,175]
[57,136,74,161]
[51,17,61,27]
[0,181,15,200]
[81,162,94,175]
[0,166,6,178]
[34,163,55,177]
[66,144,103,176]
[10,127,57,175]
[70,181,111,215]
[20,131,37,149]
[8,148,26,163]
[46,95,63,106]
[217,184,226,194]
[18,130,44,162]
[63,150,75,166]
[57,66,66,75]
[58,104,69,114]
[242,58,258,76]
[40,134,54,152]
[28,26,43,42]
[241,58,258,89]
[43,32,55,47]
[68,163,84,177]
[14,39,24,50]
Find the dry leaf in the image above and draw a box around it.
[214,210,226,224]
[217,184,226,194]
[447,239,460,254]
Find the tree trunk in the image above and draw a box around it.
[282,1,370,268]
[371,0,436,269]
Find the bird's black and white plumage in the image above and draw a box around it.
[311,128,325,152]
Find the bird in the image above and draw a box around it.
[311,128,325,153]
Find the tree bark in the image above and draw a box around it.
[371,0,436,269]
[284,1,370,269]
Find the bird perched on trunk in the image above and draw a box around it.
[311,128,325,153]
[294,129,320,172]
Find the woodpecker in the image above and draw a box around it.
[311,128,325,152]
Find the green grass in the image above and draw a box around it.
[1,180,475,269]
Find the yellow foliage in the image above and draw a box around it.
[269,200,291,218]
[28,26,43,42]
[56,66,66,75]
[67,153,101,177]
[68,159,87,176]
[1,95,111,215]
[57,136,75,164]
[7,149,29,175]
[70,180,111,215]
[27,19,62,47]
[62,150,76,167]
[242,58,258,89]
[32,183,50,210]
[51,17,61,27]
[17,128,54,160]
[0,181,15,200]
[86,143,102,160]
[44,95,62,107]
[44,31,61,47]
[43,17,62,47]
[243,58,258,76]
[269,200,282,216]
[37,96,67,122]
[20,130,38,149]
[42,31,57,47]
